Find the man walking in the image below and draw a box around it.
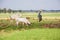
[38,10,42,22]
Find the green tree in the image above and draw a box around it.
[8,8,12,13]
[3,8,6,13]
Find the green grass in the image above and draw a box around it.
[42,12,60,17]
[0,12,60,40]
[0,12,60,18]
[0,28,60,40]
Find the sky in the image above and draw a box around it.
[0,0,60,10]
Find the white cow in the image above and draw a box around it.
[10,14,20,19]
[15,18,31,26]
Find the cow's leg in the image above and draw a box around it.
[25,22,28,26]
[16,21,19,26]
[22,22,25,26]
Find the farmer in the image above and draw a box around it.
[38,10,42,22]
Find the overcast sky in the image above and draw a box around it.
[0,0,60,10]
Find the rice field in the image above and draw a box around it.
[0,28,60,40]
[0,12,60,40]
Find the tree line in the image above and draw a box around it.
[0,8,22,13]
[0,8,60,13]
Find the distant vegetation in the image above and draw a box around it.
[0,8,60,13]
